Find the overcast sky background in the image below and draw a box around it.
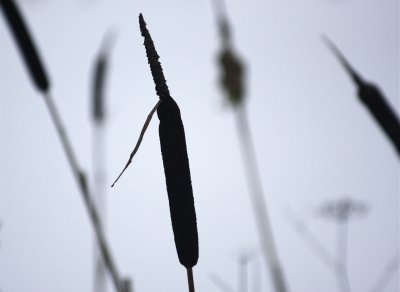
[0,0,398,291]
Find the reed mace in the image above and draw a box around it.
[323,36,400,157]
[112,13,199,292]
[0,1,123,291]
[212,1,288,291]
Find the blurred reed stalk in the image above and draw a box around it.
[286,206,339,272]
[369,257,399,292]
[212,1,288,291]
[237,251,257,292]
[91,29,116,292]
[323,36,400,158]
[210,274,237,292]
[0,1,124,291]
[238,255,249,292]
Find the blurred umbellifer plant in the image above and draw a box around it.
[212,1,288,292]
[318,197,368,292]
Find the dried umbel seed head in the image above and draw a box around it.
[0,0,50,92]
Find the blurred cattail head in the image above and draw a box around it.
[212,0,246,107]
[218,48,245,106]
[0,0,50,92]
[92,29,116,123]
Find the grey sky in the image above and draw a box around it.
[0,0,398,291]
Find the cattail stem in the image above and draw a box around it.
[235,105,288,292]
[43,92,122,292]
[186,267,195,292]
[92,124,107,292]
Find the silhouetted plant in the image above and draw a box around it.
[111,13,199,292]
[323,36,400,157]
[0,1,124,291]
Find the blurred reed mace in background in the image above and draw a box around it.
[91,29,117,292]
[212,1,288,291]
[0,1,126,291]
[111,13,199,292]
[323,36,400,157]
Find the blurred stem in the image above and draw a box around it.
[239,256,249,292]
[43,93,122,292]
[286,206,339,272]
[252,259,261,292]
[337,222,351,292]
[235,105,288,292]
[187,267,195,292]
[93,123,108,292]
[370,257,399,292]
[210,274,236,292]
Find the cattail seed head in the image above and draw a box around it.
[0,0,50,92]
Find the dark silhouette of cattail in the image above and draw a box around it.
[111,13,198,292]
[138,13,198,268]
[0,0,49,92]
[140,12,199,280]
[323,36,400,156]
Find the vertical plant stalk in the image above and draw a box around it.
[91,30,116,292]
[252,258,262,292]
[93,127,107,291]
[0,1,123,291]
[238,255,249,292]
[92,112,108,292]
[187,268,195,292]
[235,106,288,292]
[212,1,288,290]
[337,221,351,292]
